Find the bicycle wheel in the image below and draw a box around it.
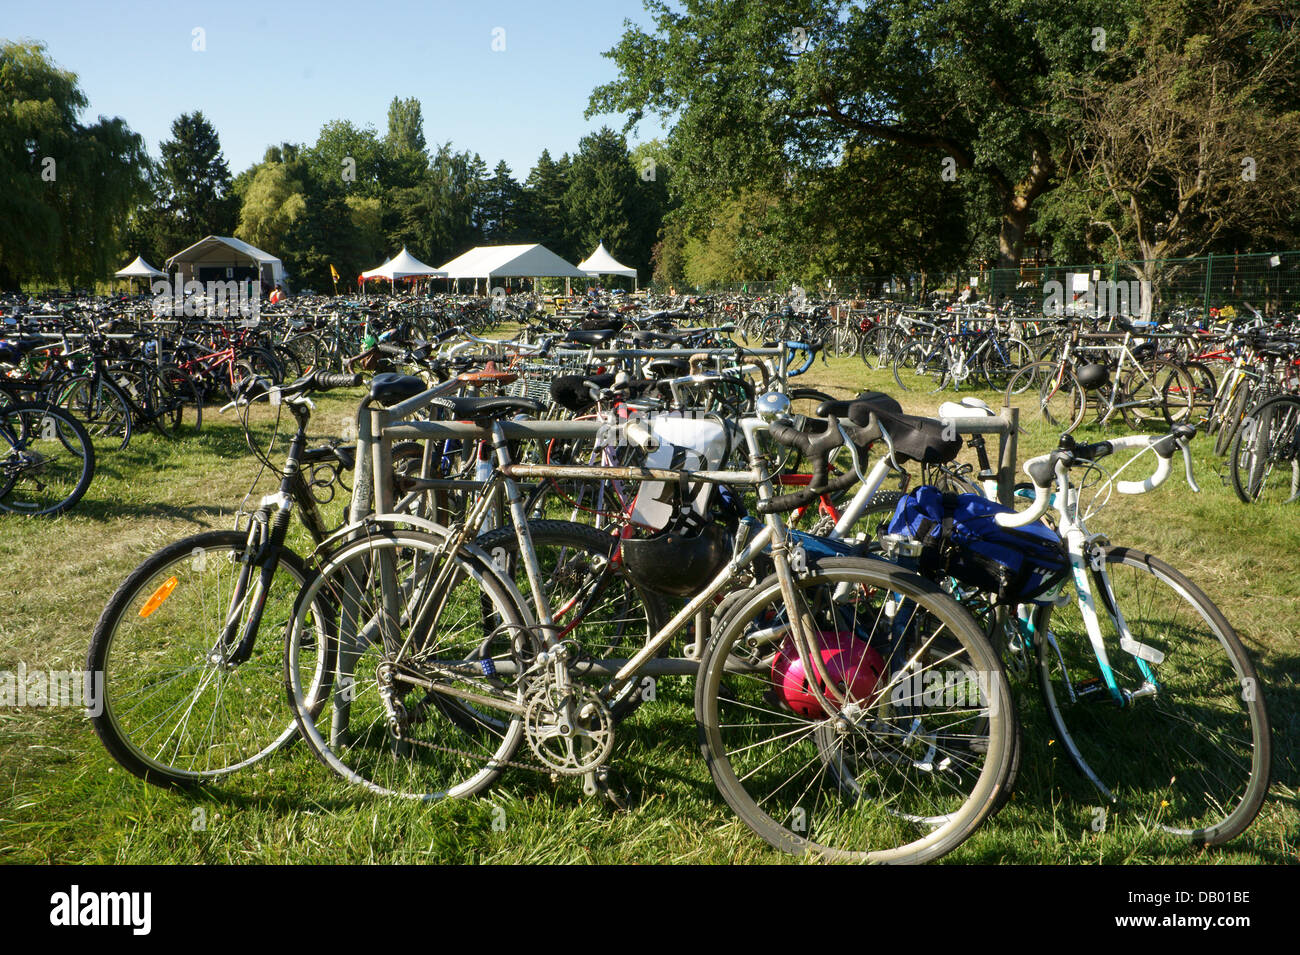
[1005,362,1084,433]
[0,403,95,517]
[695,556,1016,863]
[1229,395,1300,504]
[980,338,1032,389]
[893,341,949,393]
[1123,360,1195,429]
[860,326,905,371]
[87,530,331,787]
[1212,384,1252,457]
[285,527,533,799]
[474,520,669,718]
[56,375,132,451]
[155,364,204,437]
[1034,547,1270,845]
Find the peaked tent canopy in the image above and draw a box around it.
[166,236,287,290]
[578,242,637,281]
[360,247,446,282]
[114,255,165,279]
[437,244,587,280]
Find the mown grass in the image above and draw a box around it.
[0,355,1295,864]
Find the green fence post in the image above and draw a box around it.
[1203,254,1213,321]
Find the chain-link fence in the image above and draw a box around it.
[653,251,1300,318]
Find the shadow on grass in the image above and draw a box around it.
[75,499,231,524]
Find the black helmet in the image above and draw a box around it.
[1075,363,1110,389]
[621,523,733,597]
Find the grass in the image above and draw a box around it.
[0,355,1296,864]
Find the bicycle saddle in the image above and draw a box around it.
[840,399,962,466]
[816,390,902,418]
[564,328,620,347]
[442,395,544,421]
[645,358,691,378]
[368,373,426,407]
[550,373,616,412]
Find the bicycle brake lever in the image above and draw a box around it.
[1180,440,1200,493]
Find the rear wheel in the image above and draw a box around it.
[474,520,669,718]
[893,341,949,393]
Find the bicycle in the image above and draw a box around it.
[0,402,95,517]
[86,370,364,787]
[989,427,1270,844]
[281,391,1017,863]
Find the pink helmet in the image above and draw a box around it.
[771,631,885,718]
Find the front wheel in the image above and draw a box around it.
[1229,395,1300,504]
[695,556,1016,862]
[1034,547,1270,845]
[0,403,95,517]
[1005,362,1085,433]
[87,530,331,788]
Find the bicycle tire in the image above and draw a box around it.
[0,403,95,517]
[1033,547,1270,845]
[284,527,533,799]
[56,374,132,451]
[695,556,1016,862]
[1229,395,1300,504]
[893,340,949,393]
[87,530,332,787]
[1213,384,1252,457]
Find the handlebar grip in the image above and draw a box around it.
[994,455,1058,527]
[377,342,405,356]
[315,371,365,390]
[1117,454,1171,495]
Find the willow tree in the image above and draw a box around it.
[0,41,148,289]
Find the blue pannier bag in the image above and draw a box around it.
[884,485,1069,604]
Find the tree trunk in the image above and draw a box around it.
[994,198,1031,297]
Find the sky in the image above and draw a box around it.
[2,0,670,178]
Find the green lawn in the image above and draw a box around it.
[1,356,1295,864]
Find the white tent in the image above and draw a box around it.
[578,242,638,289]
[114,255,165,279]
[360,246,446,282]
[166,236,287,290]
[439,243,585,279]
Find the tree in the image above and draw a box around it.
[589,0,1116,277]
[306,120,385,198]
[520,149,572,252]
[480,161,523,243]
[565,128,664,279]
[235,161,307,253]
[0,42,149,289]
[156,112,238,239]
[384,97,428,191]
[1059,0,1300,300]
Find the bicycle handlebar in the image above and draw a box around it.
[995,425,1198,526]
[755,414,878,514]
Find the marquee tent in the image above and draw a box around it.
[166,236,287,290]
[359,247,446,282]
[438,244,586,280]
[577,242,638,288]
[114,255,165,279]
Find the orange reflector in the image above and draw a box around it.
[138,576,179,618]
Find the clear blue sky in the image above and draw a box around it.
[3,0,668,178]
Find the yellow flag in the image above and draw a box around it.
[329,264,340,282]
